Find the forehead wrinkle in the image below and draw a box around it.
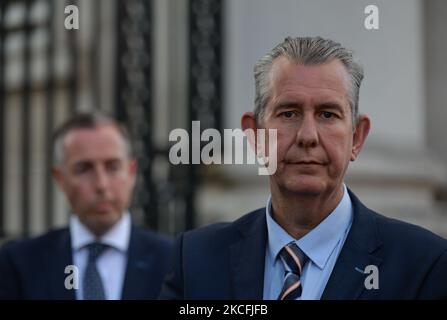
[268,59,351,113]
[62,126,128,165]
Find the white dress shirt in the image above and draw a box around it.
[69,212,131,300]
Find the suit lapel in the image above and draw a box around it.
[321,190,383,300]
[320,239,382,299]
[121,227,156,299]
[48,229,76,300]
[230,210,267,299]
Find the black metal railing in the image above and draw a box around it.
[43,0,55,229]
[188,0,223,229]
[0,1,6,238]
[115,0,158,230]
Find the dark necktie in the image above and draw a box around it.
[83,242,108,300]
[277,242,309,300]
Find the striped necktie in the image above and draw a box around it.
[83,242,108,300]
[277,242,309,300]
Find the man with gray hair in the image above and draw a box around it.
[160,36,447,299]
[0,112,173,299]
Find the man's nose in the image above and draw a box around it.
[94,167,109,192]
[295,115,319,148]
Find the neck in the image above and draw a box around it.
[270,184,344,239]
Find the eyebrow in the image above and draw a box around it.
[71,157,123,166]
[275,102,304,110]
[275,101,345,113]
[316,102,345,113]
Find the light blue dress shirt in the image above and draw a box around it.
[263,185,353,300]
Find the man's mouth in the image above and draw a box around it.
[286,160,324,165]
[95,201,113,212]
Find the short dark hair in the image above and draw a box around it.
[52,111,133,164]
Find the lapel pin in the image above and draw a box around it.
[355,267,365,274]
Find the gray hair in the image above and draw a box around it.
[254,36,364,126]
[52,111,133,165]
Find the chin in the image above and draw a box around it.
[84,212,121,235]
[90,220,115,236]
[98,212,121,225]
[281,175,327,196]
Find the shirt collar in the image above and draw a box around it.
[70,211,131,253]
[265,184,353,269]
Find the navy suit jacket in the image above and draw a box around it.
[0,226,173,299]
[159,190,447,299]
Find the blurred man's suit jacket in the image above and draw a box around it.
[0,226,172,299]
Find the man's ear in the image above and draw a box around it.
[241,112,259,150]
[241,111,258,131]
[127,158,138,186]
[52,166,66,190]
[351,114,371,161]
[128,159,138,179]
[129,158,138,173]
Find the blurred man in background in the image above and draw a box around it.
[0,112,172,299]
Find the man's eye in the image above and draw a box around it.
[321,111,334,119]
[107,161,122,172]
[73,164,91,174]
[280,111,295,118]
